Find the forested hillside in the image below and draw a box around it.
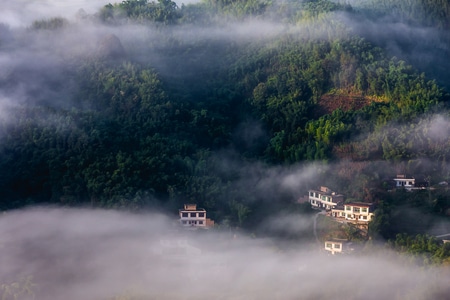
[0,0,449,236]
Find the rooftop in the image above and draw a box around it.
[309,186,343,196]
[394,174,414,179]
[180,204,206,211]
[344,202,373,207]
[325,238,350,243]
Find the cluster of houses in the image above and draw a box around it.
[175,174,433,255]
[308,185,375,225]
[309,175,423,254]
[308,185,375,255]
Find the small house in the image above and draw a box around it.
[179,204,214,228]
[324,239,353,255]
[342,202,374,223]
[393,174,415,190]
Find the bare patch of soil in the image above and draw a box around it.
[315,92,373,117]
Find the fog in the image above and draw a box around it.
[0,207,449,300]
[1,0,107,28]
[0,1,288,115]
[339,4,450,88]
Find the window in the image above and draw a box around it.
[326,243,332,248]
[334,244,341,249]
[198,221,203,225]
[362,216,367,220]
[190,212,196,217]
[361,207,367,213]
[309,192,313,196]
[341,212,345,217]
[198,212,205,218]
[182,213,188,218]
[345,206,351,211]
[353,207,360,213]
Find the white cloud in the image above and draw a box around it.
[0,207,448,299]
[1,0,107,28]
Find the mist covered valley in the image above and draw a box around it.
[1,0,450,298]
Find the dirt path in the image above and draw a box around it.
[313,210,326,244]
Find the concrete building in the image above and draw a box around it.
[179,204,214,228]
[308,186,344,210]
[324,239,353,255]
[331,202,375,223]
[341,202,374,223]
[393,174,415,190]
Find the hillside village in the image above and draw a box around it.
[173,173,449,257]
[306,174,450,255]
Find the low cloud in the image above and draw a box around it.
[1,207,449,299]
[1,0,106,28]
[427,115,450,142]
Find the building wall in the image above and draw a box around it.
[344,204,374,222]
[179,210,207,227]
[394,179,415,187]
[325,240,353,254]
[309,189,343,210]
[325,241,344,254]
[331,208,346,218]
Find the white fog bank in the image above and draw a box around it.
[0,207,448,299]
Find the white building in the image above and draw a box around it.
[179,204,214,228]
[308,186,344,210]
[324,239,353,255]
[341,202,374,223]
[331,206,346,219]
[393,174,415,190]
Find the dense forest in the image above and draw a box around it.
[1,0,450,247]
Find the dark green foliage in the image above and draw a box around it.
[1,0,450,243]
[30,18,69,30]
[99,0,180,24]
[204,0,270,19]
[348,0,450,90]
[367,187,450,240]
[234,30,444,162]
[387,233,450,266]
[358,0,450,29]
